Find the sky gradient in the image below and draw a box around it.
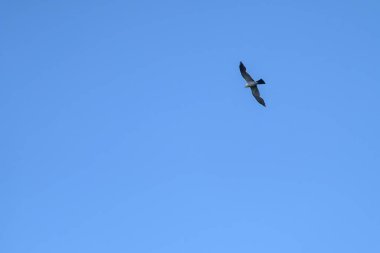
[1,0,380,252]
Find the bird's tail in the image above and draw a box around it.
[256,79,265,84]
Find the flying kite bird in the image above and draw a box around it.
[239,61,266,107]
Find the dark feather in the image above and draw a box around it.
[256,79,265,84]
[239,61,254,82]
[250,86,266,107]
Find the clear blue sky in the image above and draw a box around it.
[1,0,380,252]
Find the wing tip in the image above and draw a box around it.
[259,99,266,107]
[239,61,245,72]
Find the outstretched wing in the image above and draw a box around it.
[239,61,254,82]
[250,86,266,107]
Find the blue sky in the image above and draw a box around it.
[1,0,380,252]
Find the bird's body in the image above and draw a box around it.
[239,61,266,107]
[244,80,262,88]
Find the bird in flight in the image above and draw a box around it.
[239,61,266,107]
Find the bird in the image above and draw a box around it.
[239,61,266,107]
